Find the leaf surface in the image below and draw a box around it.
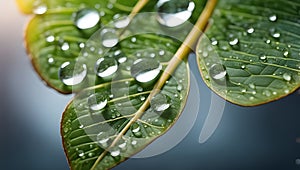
[197,0,300,106]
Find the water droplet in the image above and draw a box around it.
[97,132,110,148]
[101,29,119,48]
[247,27,255,34]
[46,35,55,42]
[269,14,277,22]
[78,150,85,157]
[33,1,47,15]
[137,87,143,92]
[211,39,218,46]
[131,58,162,83]
[131,140,137,145]
[283,73,292,81]
[73,8,100,29]
[266,39,271,44]
[79,43,85,48]
[249,83,256,89]
[259,55,267,62]
[88,152,95,157]
[110,149,120,157]
[61,42,70,51]
[241,65,246,69]
[114,16,130,29]
[156,0,195,27]
[59,61,87,86]
[229,38,239,46]
[283,51,289,57]
[48,57,54,64]
[140,96,146,101]
[209,64,227,82]
[131,37,137,43]
[159,50,165,56]
[272,32,281,38]
[284,89,290,94]
[177,84,183,91]
[95,58,118,78]
[79,124,84,129]
[88,93,108,111]
[118,142,127,149]
[263,90,271,97]
[150,93,171,112]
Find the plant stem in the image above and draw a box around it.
[90,0,218,169]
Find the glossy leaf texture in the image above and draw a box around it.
[61,33,189,170]
[197,0,300,106]
[18,0,205,93]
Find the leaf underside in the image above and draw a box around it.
[197,0,300,106]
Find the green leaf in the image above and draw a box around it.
[20,0,205,93]
[197,0,300,106]
[61,33,189,170]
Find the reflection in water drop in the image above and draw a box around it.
[131,58,162,83]
[156,0,195,27]
[151,93,171,112]
[283,73,291,82]
[33,2,48,15]
[95,58,118,78]
[59,61,87,86]
[88,93,108,111]
[101,29,119,48]
[73,8,100,30]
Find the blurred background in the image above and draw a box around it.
[1,1,300,170]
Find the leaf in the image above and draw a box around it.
[197,0,300,106]
[18,0,205,93]
[61,34,189,170]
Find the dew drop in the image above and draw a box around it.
[249,83,256,89]
[283,51,289,57]
[95,58,118,78]
[101,29,119,48]
[48,57,54,64]
[73,8,100,30]
[229,38,239,46]
[241,65,246,69]
[272,32,281,38]
[46,35,55,42]
[79,43,85,48]
[88,152,94,157]
[150,93,171,112]
[131,58,162,83]
[118,142,127,149]
[209,64,227,82]
[247,27,255,34]
[263,90,271,97]
[61,42,70,51]
[97,132,110,148]
[266,39,271,44]
[114,16,130,29]
[78,150,85,157]
[156,0,195,27]
[177,84,183,91]
[59,61,87,86]
[131,37,137,43]
[259,55,267,62]
[269,14,277,22]
[159,50,165,56]
[110,149,120,157]
[88,93,108,111]
[33,1,47,15]
[283,73,292,82]
[131,140,137,145]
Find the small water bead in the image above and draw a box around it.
[95,58,118,78]
[156,0,195,27]
[114,16,130,29]
[59,61,87,86]
[79,43,85,48]
[247,27,255,34]
[137,86,143,92]
[88,93,108,111]
[209,64,227,81]
[283,73,292,81]
[131,140,137,145]
[241,65,246,69]
[211,39,218,46]
[33,1,48,15]
[101,29,119,48]
[131,58,162,83]
[159,50,165,56]
[48,57,54,64]
[46,35,55,42]
[229,38,239,46]
[78,150,85,157]
[110,149,120,157]
[88,152,95,157]
[259,55,267,62]
[150,93,171,112]
[283,51,289,57]
[269,14,277,22]
[130,37,137,43]
[272,32,281,38]
[263,90,272,97]
[97,132,110,148]
[140,96,146,101]
[249,83,256,89]
[118,142,127,150]
[177,84,183,91]
[61,42,70,51]
[150,53,156,58]
[73,8,100,30]
[266,39,271,44]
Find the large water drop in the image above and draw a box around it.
[88,93,108,111]
[101,29,119,48]
[59,61,87,86]
[131,58,162,83]
[156,0,195,27]
[73,8,100,30]
[95,58,118,78]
